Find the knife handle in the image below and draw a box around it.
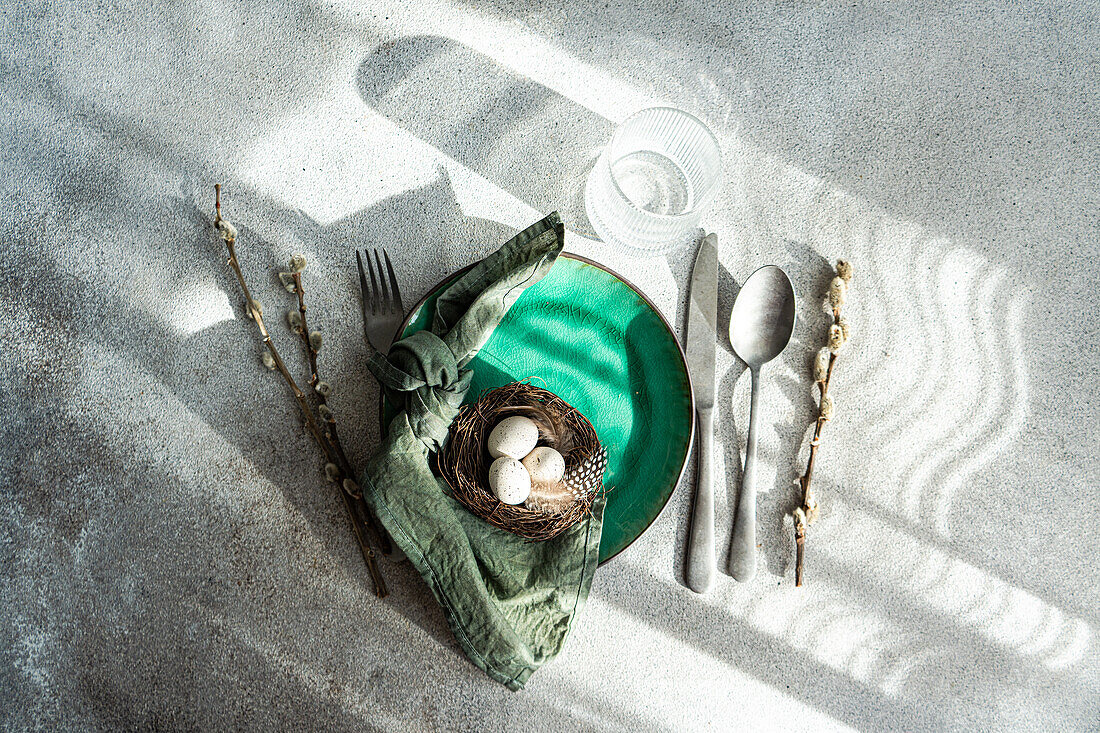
[729,368,760,582]
[686,406,716,593]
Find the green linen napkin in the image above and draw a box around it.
[361,212,606,690]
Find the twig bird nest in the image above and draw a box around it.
[437,382,607,541]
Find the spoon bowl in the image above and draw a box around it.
[726,265,795,582]
[729,266,796,368]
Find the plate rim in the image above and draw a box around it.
[381,252,695,565]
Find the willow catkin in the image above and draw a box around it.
[814,348,830,382]
[804,494,819,523]
[289,254,307,272]
[828,276,847,310]
[216,219,237,241]
[342,478,359,497]
[836,259,853,282]
[828,324,846,354]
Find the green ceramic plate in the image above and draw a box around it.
[383,254,694,563]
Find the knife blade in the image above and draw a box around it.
[684,233,718,593]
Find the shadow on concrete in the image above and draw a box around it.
[593,556,1050,732]
[358,34,612,239]
[7,3,1096,728]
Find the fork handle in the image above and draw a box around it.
[686,406,715,593]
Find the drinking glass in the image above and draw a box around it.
[585,107,722,255]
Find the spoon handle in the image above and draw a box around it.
[686,406,715,593]
[729,367,760,581]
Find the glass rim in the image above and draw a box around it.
[604,106,722,222]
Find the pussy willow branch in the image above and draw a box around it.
[290,270,391,556]
[291,272,321,389]
[214,185,386,597]
[794,312,839,588]
[214,188,327,456]
[289,273,348,471]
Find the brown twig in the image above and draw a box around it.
[214,190,327,457]
[794,262,852,587]
[795,346,836,587]
[291,272,320,388]
[213,185,387,597]
[338,488,387,596]
[289,270,392,555]
[288,273,354,474]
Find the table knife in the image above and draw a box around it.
[685,233,719,593]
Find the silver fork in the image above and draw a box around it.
[356,248,405,352]
[354,247,405,559]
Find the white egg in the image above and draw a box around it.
[488,456,532,505]
[522,446,566,485]
[486,416,539,459]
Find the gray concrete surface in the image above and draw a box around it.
[3,1,1098,730]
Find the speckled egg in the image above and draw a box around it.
[522,446,566,485]
[488,456,532,505]
[486,416,539,460]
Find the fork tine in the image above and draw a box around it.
[383,248,403,314]
[373,249,390,312]
[356,250,373,344]
[366,249,380,312]
[356,249,369,299]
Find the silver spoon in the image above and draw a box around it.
[727,265,796,582]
